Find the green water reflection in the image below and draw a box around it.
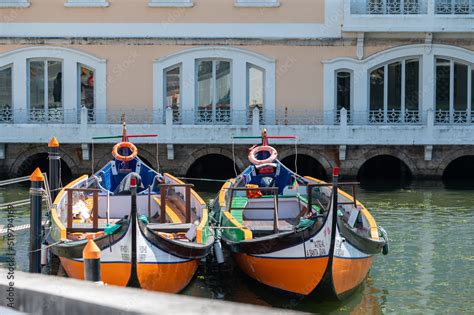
[1,181,473,314]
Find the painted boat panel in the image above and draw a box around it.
[60,258,132,287]
[234,253,329,295]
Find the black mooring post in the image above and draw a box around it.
[127,176,140,287]
[48,137,61,202]
[332,167,339,215]
[83,234,101,282]
[29,168,44,273]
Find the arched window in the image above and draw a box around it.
[164,64,181,123]
[0,46,106,124]
[153,47,275,125]
[247,64,264,123]
[435,58,473,124]
[28,59,63,122]
[336,70,352,123]
[0,65,13,123]
[369,58,420,123]
[196,59,231,124]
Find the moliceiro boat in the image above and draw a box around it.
[215,130,388,299]
[46,122,213,293]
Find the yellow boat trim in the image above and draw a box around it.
[222,211,253,240]
[153,196,182,224]
[218,179,251,240]
[164,173,206,207]
[305,176,379,240]
[218,179,234,207]
[196,208,208,244]
[52,174,89,241]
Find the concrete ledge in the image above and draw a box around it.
[1,123,474,145]
[0,269,293,314]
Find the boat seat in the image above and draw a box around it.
[147,223,193,233]
[243,219,297,233]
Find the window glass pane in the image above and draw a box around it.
[405,59,419,110]
[165,66,180,110]
[436,59,450,111]
[197,60,212,110]
[472,69,474,112]
[29,61,45,110]
[387,62,401,111]
[370,66,384,110]
[0,66,12,111]
[336,71,351,111]
[80,65,95,111]
[48,61,62,110]
[248,66,264,110]
[216,61,231,111]
[453,62,468,111]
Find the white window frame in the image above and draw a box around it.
[149,0,193,8]
[78,63,96,122]
[163,63,182,123]
[0,46,107,124]
[65,0,109,8]
[0,0,30,8]
[0,64,13,114]
[27,58,64,122]
[335,69,353,123]
[153,46,276,125]
[195,58,233,124]
[323,44,474,125]
[247,63,265,122]
[235,0,280,7]
[435,57,473,122]
[367,57,422,123]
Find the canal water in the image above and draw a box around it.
[1,180,473,314]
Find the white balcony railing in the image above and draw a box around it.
[351,0,428,14]
[435,0,474,14]
[3,107,474,126]
[345,0,473,32]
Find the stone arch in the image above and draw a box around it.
[9,145,77,178]
[355,147,418,178]
[278,146,333,179]
[437,148,474,178]
[182,147,245,176]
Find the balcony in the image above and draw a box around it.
[344,0,474,32]
[350,0,428,14]
[1,107,474,147]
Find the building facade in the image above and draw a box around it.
[0,0,473,180]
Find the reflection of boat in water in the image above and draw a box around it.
[215,129,388,300]
[46,120,213,293]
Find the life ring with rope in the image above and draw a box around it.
[112,142,138,162]
[248,145,278,165]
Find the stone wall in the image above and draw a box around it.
[1,143,473,180]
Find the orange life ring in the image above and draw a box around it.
[112,142,138,162]
[248,145,278,165]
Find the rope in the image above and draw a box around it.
[232,138,238,177]
[0,199,30,211]
[91,139,95,174]
[156,142,160,173]
[29,240,63,253]
[294,137,298,174]
[177,177,227,183]
[0,175,30,187]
